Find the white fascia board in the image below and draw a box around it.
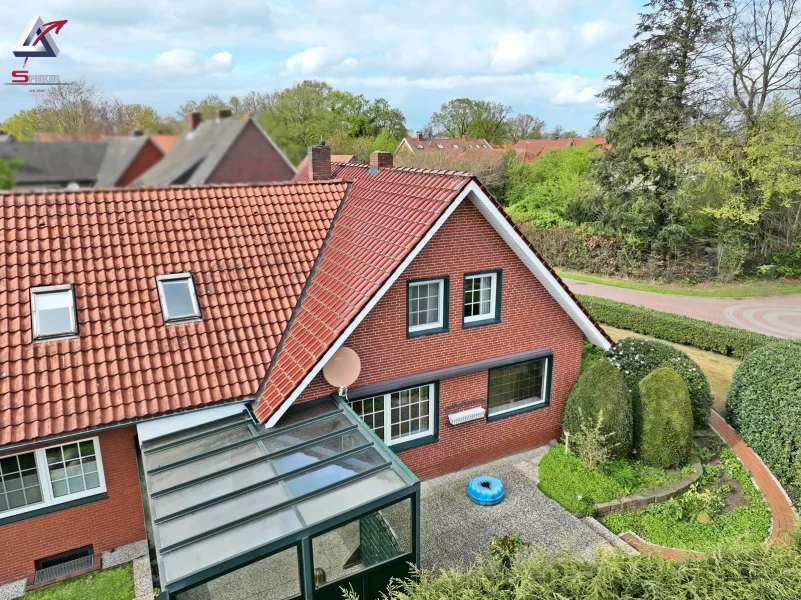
[136,402,248,446]
[265,181,477,427]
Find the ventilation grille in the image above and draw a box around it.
[448,407,486,425]
[34,545,94,585]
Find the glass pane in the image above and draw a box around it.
[162,507,302,584]
[144,414,250,451]
[49,466,66,481]
[7,490,26,509]
[4,472,21,491]
[67,476,86,494]
[283,448,386,497]
[274,399,338,427]
[79,441,95,457]
[25,485,42,504]
[173,545,300,600]
[487,358,546,416]
[37,307,74,337]
[17,453,36,470]
[62,444,79,461]
[84,472,100,490]
[271,431,369,475]
[312,498,411,588]
[0,496,6,511]
[0,457,18,475]
[51,479,69,497]
[146,425,254,470]
[65,461,82,478]
[161,278,198,320]
[46,448,63,465]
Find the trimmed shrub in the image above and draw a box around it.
[579,295,778,359]
[639,368,693,468]
[606,338,713,442]
[727,341,801,506]
[563,359,633,458]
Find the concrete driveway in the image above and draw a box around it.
[420,446,613,570]
[566,279,801,339]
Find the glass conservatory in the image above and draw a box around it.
[140,397,420,600]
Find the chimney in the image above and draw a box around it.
[308,136,332,181]
[131,129,144,137]
[186,111,202,132]
[217,109,232,119]
[416,131,423,141]
[370,151,393,169]
[461,134,468,140]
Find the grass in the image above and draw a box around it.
[559,269,801,297]
[538,444,692,514]
[604,326,739,414]
[601,442,771,552]
[25,564,135,600]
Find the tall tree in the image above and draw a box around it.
[427,99,512,143]
[508,114,546,140]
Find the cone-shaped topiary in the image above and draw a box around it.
[727,341,801,506]
[638,367,694,468]
[562,359,633,458]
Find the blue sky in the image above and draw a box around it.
[0,1,643,134]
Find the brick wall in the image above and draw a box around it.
[298,199,583,478]
[0,426,146,584]
[117,139,164,187]
[208,121,296,184]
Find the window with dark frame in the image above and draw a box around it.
[157,273,201,323]
[487,358,548,417]
[407,278,446,334]
[31,285,77,341]
[349,383,434,446]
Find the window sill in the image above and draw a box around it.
[487,401,548,422]
[388,434,437,452]
[406,326,448,339]
[462,317,501,329]
[0,492,109,526]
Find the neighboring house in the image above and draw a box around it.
[513,137,609,162]
[396,132,493,154]
[133,111,295,186]
[0,131,15,143]
[292,152,358,182]
[0,136,164,189]
[0,146,609,597]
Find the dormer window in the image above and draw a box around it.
[157,273,201,323]
[31,285,77,341]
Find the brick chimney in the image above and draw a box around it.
[308,137,332,181]
[370,151,393,169]
[461,134,468,140]
[186,111,202,132]
[416,131,424,141]
[217,109,232,119]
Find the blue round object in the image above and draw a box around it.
[467,476,505,506]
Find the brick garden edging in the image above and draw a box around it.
[593,456,703,516]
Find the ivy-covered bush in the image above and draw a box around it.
[727,341,801,505]
[639,368,694,467]
[563,359,633,458]
[579,295,778,359]
[606,338,713,444]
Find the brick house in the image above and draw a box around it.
[133,111,296,186]
[0,146,609,597]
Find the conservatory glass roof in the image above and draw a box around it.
[140,397,418,590]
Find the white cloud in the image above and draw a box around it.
[491,29,567,72]
[551,86,598,104]
[284,46,334,75]
[155,49,234,74]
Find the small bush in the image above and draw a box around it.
[580,295,778,358]
[563,359,633,458]
[639,368,694,468]
[727,341,801,505]
[606,338,713,441]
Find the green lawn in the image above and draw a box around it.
[26,564,135,600]
[558,269,801,297]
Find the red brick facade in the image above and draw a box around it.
[0,426,145,584]
[208,121,296,184]
[298,200,583,479]
[116,139,163,187]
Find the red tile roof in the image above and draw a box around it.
[254,165,472,420]
[400,137,492,153]
[293,154,358,183]
[0,182,349,444]
[150,134,179,154]
[513,138,574,156]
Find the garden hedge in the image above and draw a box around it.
[638,368,694,468]
[605,338,713,439]
[562,359,633,458]
[727,341,801,506]
[578,295,778,359]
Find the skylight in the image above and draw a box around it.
[157,273,201,323]
[436,144,444,149]
[452,144,459,149]
[30,285,77,341]
[415,144,424,149]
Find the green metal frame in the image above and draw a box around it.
[406,276,450,338]
[461,269,502,328]
[485,354,553,422]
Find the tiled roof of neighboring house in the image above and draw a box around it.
[0,141,108,187]
[292,154,358,183]
[34,132,108,142]
[513,138,574,155]
[255,161,612,423]
[95,136,159,187]
[150,134,179,154]
[0,182,349,444]
[398,137,493,153]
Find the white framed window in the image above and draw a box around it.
[415,143,424,149]
[349,383,435,446]
[463,271,499,325]
[157,273,201,323]
[407,278,447,335]
[0,437,106,519]
[436,144,444,149]
[30,285,77,341]
[487,358,549,417]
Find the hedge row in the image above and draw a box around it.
[577,295,778,358]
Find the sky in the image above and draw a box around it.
[0,0,643,134]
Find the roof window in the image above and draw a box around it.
[157,273,201,323]
[415,144,424,149]
[31,285,78,341]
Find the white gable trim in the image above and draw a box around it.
[265,180,609,427]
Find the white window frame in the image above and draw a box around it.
[463,272,498,324]
[407,278,446,334]
[349,383,435,447]
[487,358,550,417]
[415,143,424,149]
[0,437,107,520]
[30,284,78,341]
[156,273,201,323]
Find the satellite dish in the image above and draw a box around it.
[323,347,361,398]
